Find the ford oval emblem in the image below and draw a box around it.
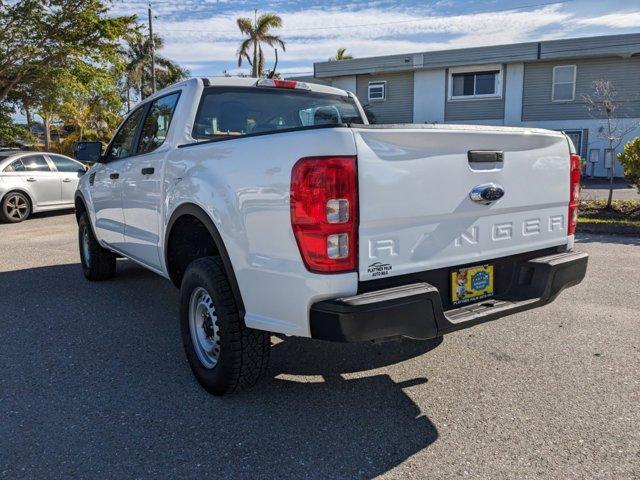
[470,183,505,204]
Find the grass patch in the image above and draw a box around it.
[578,217,640,226]
[579,199,640,221]
[577,199,640,235]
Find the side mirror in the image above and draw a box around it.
[74,141,103,163]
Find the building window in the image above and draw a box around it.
[563,130,583,155]
[368,81,386,102]
[448,65,502,100]
[552,65,576,102]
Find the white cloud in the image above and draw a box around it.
[137,3,639,75]
[156,5,572,42]
[576,11,640,28]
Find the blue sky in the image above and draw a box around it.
[110,0,640,78]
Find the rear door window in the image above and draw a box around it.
[49,155,84,173]
[193,87,363,141]
[21,155,51,172]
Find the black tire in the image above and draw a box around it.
[1,191,31,223]
[180,256,270,395]
[78,213,117,281]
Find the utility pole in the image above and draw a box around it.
[148,2,157,94]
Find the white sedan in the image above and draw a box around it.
[0,150,87,223]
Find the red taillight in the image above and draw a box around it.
[290,156,357,273]
[568,153,581,235]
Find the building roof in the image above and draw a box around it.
[314,32,640,78]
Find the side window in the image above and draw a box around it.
[450,70,501,99]
[368,82,386,102]
[21,155,51,172]
[4,159,25,172]
[107,108,144,161]
[137,92,180,154]
[552,65,576,102]
[49,155,84,173]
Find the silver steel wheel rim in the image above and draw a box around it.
[188,287,221,369]
[5,194,28,220]
[82,227,91,268]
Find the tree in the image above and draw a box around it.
[618,137,640,193]
[30,67,70,150]
[0,0,134,104]
[583,79,640,208]
[123,30,189,104]
[236,12,286,78]
[59,62,124,143]
[0,104,29,147]
[329,47,353,61]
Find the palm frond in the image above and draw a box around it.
[260,35,286,52]
[256,13,282,33]
[237,38,253,67]
[236,17,254,35]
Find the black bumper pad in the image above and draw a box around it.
[310,250,588,342]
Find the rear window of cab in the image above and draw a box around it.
[192,87,363,141]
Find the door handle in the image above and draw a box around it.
[27,177,36,182]
[62,178,73,182]
[109,173,119,180]
[141,167,155,175]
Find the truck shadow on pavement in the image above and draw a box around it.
[1,260,440,479]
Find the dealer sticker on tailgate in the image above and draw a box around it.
[451,264,494,306]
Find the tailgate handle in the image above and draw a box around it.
[468,150,503,163]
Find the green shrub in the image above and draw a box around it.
[618,137,640,193]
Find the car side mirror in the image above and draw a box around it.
[74,141,103,164]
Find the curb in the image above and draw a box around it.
[577,222,640,236]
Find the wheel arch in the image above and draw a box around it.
[74,192,87,223]
[2,188,33,210]
[165,203,246,318]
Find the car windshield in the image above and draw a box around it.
[193,87,363,140]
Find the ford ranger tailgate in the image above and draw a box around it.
[353,124,572,281]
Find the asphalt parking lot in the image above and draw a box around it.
[1,213,639,479]
[581,179,640,201]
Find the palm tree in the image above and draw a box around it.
[236,12,286,78]
[329,48,353,61]
[124,31,189,105]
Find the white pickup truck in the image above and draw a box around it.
[74,77,588,395]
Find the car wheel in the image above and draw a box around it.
[78,213,116,281]
[180,256,271,395]
[1,192,31,223]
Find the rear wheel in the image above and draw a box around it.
[180,256,271,395]
[78,213,116,280]
[1,192,31,223]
